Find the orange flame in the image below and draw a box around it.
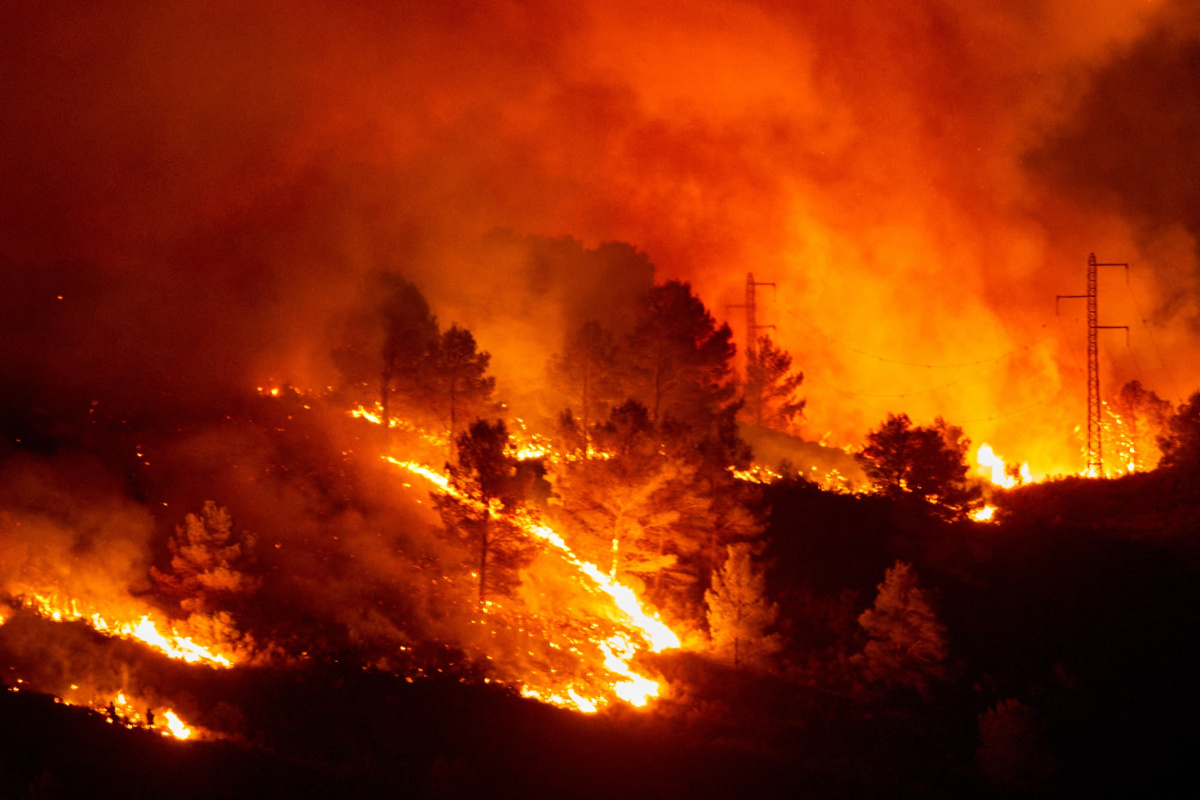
[389,457,680,712]
[14,591,238,668]
[976,443,1032,488]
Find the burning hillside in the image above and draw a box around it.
[4,2,1200,797]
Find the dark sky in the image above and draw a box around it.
[3,0,1199,471]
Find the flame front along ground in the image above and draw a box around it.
[12,591,237,668]
[387,456,680,712]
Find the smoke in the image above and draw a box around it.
[0,454,154,607]
[1,0,1199,472]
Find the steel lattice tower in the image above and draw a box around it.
[1057,254,1128,476]
[728,272,776,378]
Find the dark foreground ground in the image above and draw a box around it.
[4,470,1200,799]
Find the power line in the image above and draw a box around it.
[1124,270,1185,402]
[803,373,1065,425]
[954,388,1066,424]
[784,308,1053,370]
[805,359,1008,399]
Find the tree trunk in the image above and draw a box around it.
[380,369,392,429]
[581,371,591,454]
[478,514,489,610]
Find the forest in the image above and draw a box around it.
[2,234,1198,798]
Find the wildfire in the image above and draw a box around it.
[13,591,238,668]
[976,443,1032,489]
[102,692,195,740]
[729,465,780,484]
[3,682,200,742]
[389,456,680,713]
[969,505,997,522]
[162,709,193,739]
[350,405,450,447]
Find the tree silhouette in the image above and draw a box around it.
[1157,392,1200,474]
[331,272,438,425]
[742,334,805,432]
[435,420,536,608]
[378,275,439,429]
[623,281,736,432]
[426,325,496,443]
[856,560,947,695]
[856,413,981,518]
[705,542,781,669]
[547,321,622,453]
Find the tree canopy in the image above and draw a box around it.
[436,420,537,608]
[705,542,781,669]
[742,334,805,433]
[547,320,622,451]
[1105,380,1170,472]
[1157,392,1200,475]
[151,501,259,615]
[857,560,947,695]
[623,281,736,432]
[426,325,496,443]
[856,413,981,518]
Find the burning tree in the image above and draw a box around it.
[705,542,780,669]
[152,501,259,615]
[741,333,805,432]
[856,413,981,519]
[856,561,947,696]
[555,402,706,593]
[435,420,537,608]
[1108,380,1171,472]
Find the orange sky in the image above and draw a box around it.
[2,0,1199,474]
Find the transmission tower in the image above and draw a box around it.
[728,273,776,377]
[1056,253,1129,476]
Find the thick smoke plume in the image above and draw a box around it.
[2,0,1200,472]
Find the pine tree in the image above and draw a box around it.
[742,334,805,432]
[330,271,438,425]
[555,402,705,593]
[623,281,736,432]
[151,501,259,614]
[426,325,496,442]
[547,320,622,452]
[705,542,781,669]
[378,275,439,428]
[435,420,536,608]
[857,560,947,694]
[856,413,981,519]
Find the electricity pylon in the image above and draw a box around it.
[728,273,776,378]
[1056,254,1129,476]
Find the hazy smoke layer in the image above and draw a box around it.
[2,0,1199,470]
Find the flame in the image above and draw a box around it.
[14,591,237,668]
[389,456,680,711]
[976,443,1032,489]
[162,709,193,740]
[350,405,450,447]
[969,504,997,522]
[601,635,661,707]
